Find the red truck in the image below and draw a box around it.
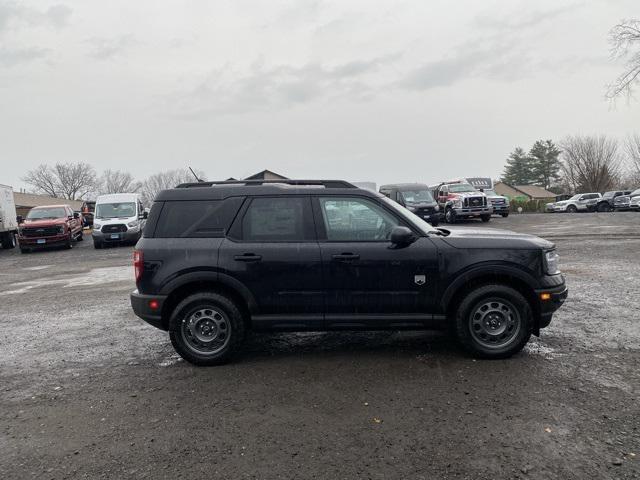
[17,204,84,253]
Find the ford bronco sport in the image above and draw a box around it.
[130,180,567,366]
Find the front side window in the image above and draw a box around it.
[95,202,136,219]
[241,197,307,242]
[319,197,399,241]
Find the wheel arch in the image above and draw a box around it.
[442,266,540,326]
[160,271,257,330]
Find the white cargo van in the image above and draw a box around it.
[0,184,18,249]
[91,193,147,248]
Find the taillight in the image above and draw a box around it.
[133,250,143,283]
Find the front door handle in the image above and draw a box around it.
[234,253,262,262]
[332,253,360,261]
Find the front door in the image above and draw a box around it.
[313,196,440,328]
[219,196,323,330]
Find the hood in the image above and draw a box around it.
[23,218,66,227]
[450,191,486,198]
[405,201,437,208]
[440,227,554,250]
[614,195,630,203]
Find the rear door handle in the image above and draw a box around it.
[234,253,262,262]
[332,253,360,261]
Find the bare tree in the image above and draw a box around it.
[607,19,640,100]
[139,168,206,204]
[99,169,141,194]
[626,133,640,179]
[22,165,59,197]
[22,162,97,200]
[560,135,622,192]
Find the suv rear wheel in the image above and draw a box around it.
[169,292,245,366]
[454,284,532,359]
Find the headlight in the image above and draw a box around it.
[93,223,102,230]
[451,198,462,208]
[58,225,65,234]
[127,220,139,228]
[434,205,440,212]
[544,250,560,275]
[406,206,416,212]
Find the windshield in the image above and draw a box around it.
[568,194,581,200]
[484,189,498,196]
[380,196,435,235]
[27,207,67,219]
[631,189,640,197]
[95,202,136,219]
[448,183,476,193]
[603,191,615,198]
[400,189,434,204]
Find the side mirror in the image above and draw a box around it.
[142,211,148,219]
[16,215,24,224]
[389,226,416,246]
[73,212,80,219]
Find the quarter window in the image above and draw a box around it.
[241,197,307,242]
[319,197,399,241]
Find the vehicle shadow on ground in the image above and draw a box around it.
[238,330,464,362]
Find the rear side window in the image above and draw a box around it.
[240,197,311,242]
[152,198,243,238]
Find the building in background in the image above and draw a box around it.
[494,182,556,202]
[13,192,82,217]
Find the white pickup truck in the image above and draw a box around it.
[0,184,18,249]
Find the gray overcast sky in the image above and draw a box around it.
[1,0,638,191]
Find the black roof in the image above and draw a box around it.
[156,179,381,201]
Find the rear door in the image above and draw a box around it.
[218,196,324,329]
[313,195,440,328]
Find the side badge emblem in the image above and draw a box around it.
[414,275,426,286]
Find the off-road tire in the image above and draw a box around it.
[480,214,491,222]
[169,292,246,366]
[20,247,30,254]
[500,213,509,218]
[64,235,73,249]
[1,232,16,249]
[455,284,532,359]
[597,203,611,212]
[77,231,83,241]
[93,240,103,249]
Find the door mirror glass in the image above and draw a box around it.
[73,212,80,219]
[389,226,415,246]
[16,215,23,224]
[142,210,148,219]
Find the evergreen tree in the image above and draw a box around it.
[529,140,562,190]
[501,147,533,185]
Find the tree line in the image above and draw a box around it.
[22,165,206,205]
[501,134,640,194]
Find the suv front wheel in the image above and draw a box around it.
[454,284,532,359]
[169,292,245,366]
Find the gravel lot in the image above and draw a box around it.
[1,213,639,479]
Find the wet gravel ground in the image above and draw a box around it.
[1,213,639,479]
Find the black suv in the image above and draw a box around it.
[379,183,441,226]
[130,180,567,366]
[595,191,632,212]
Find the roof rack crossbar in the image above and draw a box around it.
[175,179,357,189]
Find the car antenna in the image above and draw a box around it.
[188,167,204,183]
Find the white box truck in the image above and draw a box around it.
[0,184,18,249]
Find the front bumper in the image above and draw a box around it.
[130,290,168,330]
[93,228,141,243]
[452,206,493,217]
[18,233,69,247]
[491,204,509,213]
[535,281,568,331]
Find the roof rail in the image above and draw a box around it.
[175,179,357,189]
